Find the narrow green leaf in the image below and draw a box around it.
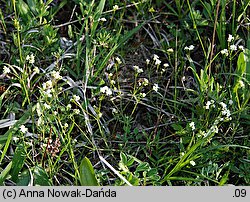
[0,107,31,164]
[92,23,144,82]
[79,157,99,186]
[10,144,26,182]
[0,162,12,185]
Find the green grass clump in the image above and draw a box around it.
[0,0,249,186]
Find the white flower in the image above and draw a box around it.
[133,65,143,74]
[189,45,195,50]
[113,5,119,11]
[219,102,227,109]
[100,86,112,96]
[115,57,122,64]
[140,93,146,98]
[44,103,51,109]
[146,59,150,65]
[230,44,237,51]
[99,17,107,22]
[46,80,53,89]
[73,95,80,102]
[167,48,174,53]
[238,80,245,88]
[37,117,44,126]
[20,125,28,133]
[227,34,234,42]
[98,112,102,118]
[100,86,108,93]
[238,45,244,51]
[153,54,159,60]
[51,71,62,80]
[228,100,233,105]
[44,89,52,97]
[33,67,40,74]
[189,122,195,131]
[163,63,169,67]
[211,125,218,133]
[143,78,149,86]
[112,108,118,114]
[153,83,159,92]
[64,123,69,128]
[221,108,231,118]
[106,88,112,96]
[205,101,211,109]
[3,66,11,74]
[73,109,80,114]
[42,82,47,90]
[26,53,35,64]
[66,104,72,110]
[221,49,229,56]
[53,111,58,115]
[110,80,116,85]
[154,58,161,65]
[190,160,196,166]
[184,45,195,51]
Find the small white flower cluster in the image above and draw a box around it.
[26,53,35,64]
[41,80,54,98]
[139,92,146,98]
[153,54,161,65]
[205,100,215,110]
[33,67,40,74]
[51,70,62,80]
[153,83,159,92]
[20,125,28,133]
[71,94,80,102]
[98,17,107,22]
[167,48,174,53]
[219,102,232,121]
[3,66,11,74]
[115,57,122,64]
[133,65,143,74]
[221,34,245,56]
[138,78,149,86]
[189,121,195,131]
[100,86,112,96]
[113,5,119,11]
[220,49,229,56]
[184,45,195,51]
[73,109,80,115]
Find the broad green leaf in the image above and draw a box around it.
[33,166,52,186]
[136,162,150,173]
[79,157,99,186]
[219,169,229,186]
[17,0,31,22]
[171,123,183,131]
[26,0,38,16]
[0,162,12,185]
[10,144,26,182]
[236,52,246,77]
[245,48,250,82]
[120,152,127,165]
[16,169,31,186]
